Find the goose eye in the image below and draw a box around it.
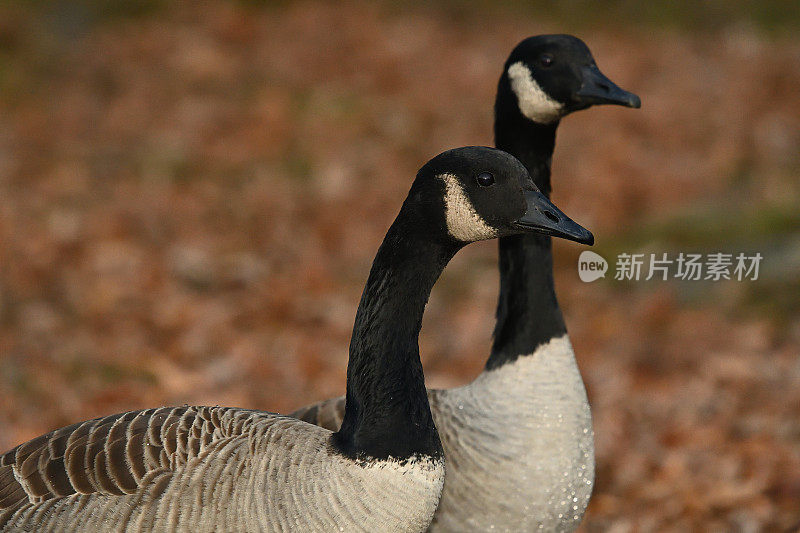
[540,54,553,67]
[476,172,495,187]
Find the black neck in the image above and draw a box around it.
[487,78,566,370]
[333,206,457,460]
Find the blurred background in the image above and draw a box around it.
[0,0,798,529]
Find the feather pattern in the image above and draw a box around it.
[293,398,346,432]
[0,406,444,532]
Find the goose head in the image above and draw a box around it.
[500,34,641,125]
[410,146,593,245]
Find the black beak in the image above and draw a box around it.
[513,190,594,245]
[575,65,641,108]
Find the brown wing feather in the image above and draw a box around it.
[0,406,251,511]
[290,396,347,432]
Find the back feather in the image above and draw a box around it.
[0,406,261,513]
[291,396,346,432]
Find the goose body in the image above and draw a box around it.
[0,146,592,532]
[293,35,639,532]
[429,336,592,531]
[0,407,441,532]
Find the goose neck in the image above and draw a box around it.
[489,87,566,369]
[494,115,558,195]
[334,211,458,460]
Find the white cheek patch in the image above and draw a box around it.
[507,61,564,124]
[439,173,499,242]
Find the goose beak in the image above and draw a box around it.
[575,65,641,108]
[513,190,594,245]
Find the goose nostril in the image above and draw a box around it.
[543,210,559,223]
[598,82,610,92]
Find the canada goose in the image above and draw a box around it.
[0,146,592,532]
[292,35,640,531]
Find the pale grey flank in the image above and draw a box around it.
[427,335,594,532]
[0,406,444,532]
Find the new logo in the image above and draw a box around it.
[578,250,608,282]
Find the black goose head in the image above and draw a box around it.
[410,146,593,245]
[499,34,641,125]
